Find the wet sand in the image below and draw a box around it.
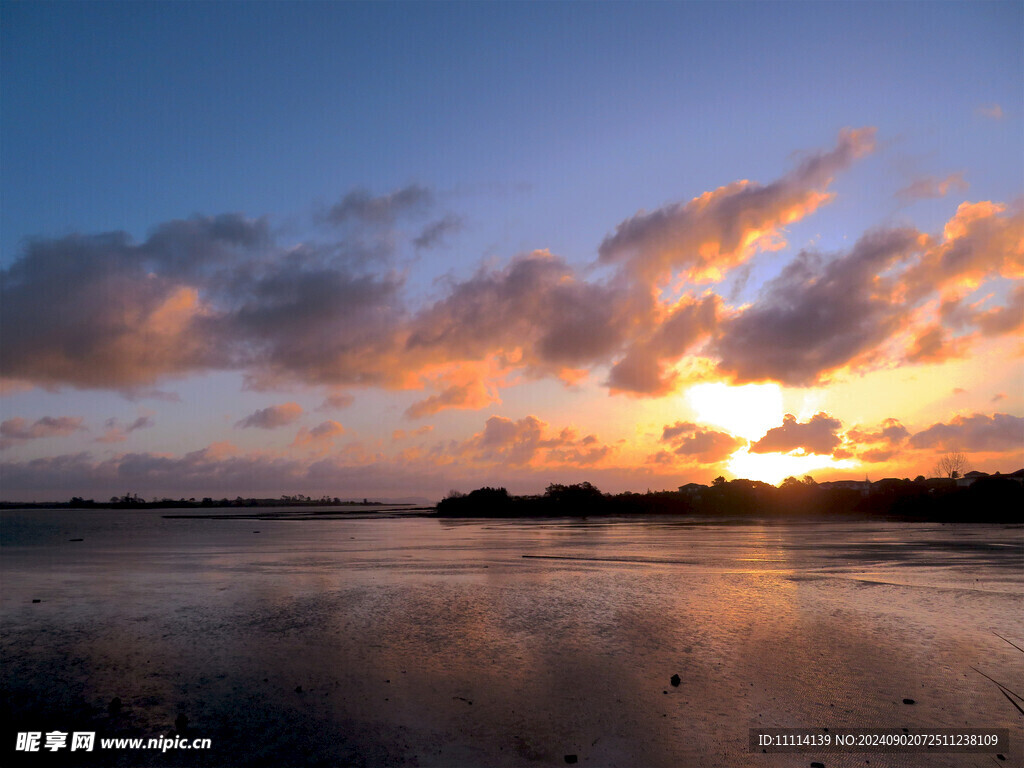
[2,510,1022,767]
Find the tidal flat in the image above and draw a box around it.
[2,508,1022,767]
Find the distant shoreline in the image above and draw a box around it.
[0,498,419,511]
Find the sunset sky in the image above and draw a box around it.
[1,2,1021,501]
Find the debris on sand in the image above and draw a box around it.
[31,599,41,603]
[670,674,681,687]
[174,714,188,733]
[295,685,303,693]
[902,698,915,705]
[810,762,825,768]
[107,697,122,714]
[564,755,578,764]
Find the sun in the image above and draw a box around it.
[726,447,855,485]
[687,382,783,441]
[685,381,856,484]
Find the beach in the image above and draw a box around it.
[2,509,1021,767]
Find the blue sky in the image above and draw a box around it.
[1,2,1021,500]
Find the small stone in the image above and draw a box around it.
[996,755,1006,761]
[811,763,825,768]
[902,698,915,705]
[108,697,122,714]
[295,685,303,693]
[31,599,41,603]
[174,714,188,733]
[564,756,578,765]
[670,674,681,687]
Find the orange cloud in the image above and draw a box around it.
[658,421,746,464]
[456,415,612,467]
[292,420,346,450]
[598,128,875,285]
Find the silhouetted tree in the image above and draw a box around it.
[933,450,969,479]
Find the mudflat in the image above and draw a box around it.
[2,509,1021,767]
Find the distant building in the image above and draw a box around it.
[818,479,871,496]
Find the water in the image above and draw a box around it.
[2,508,1022,767]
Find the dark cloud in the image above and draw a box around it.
[715,228,922,385]
[0,416,86,449]
[317,393,355,411]
[126,416,154,432]
[909,413,1024,452]
[750,413,843,456]
[659,421,745,463]
[407,251,636,373]
[94,415,155,444]
[322,185,432,227]
[598,128,875,284]
[235,403,303,430]
[414,214,464,249]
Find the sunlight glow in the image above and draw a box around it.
[726,447,855,485]
[687,382,784,441]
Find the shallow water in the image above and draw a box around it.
[2,509,1022,767]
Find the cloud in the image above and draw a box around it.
[0,216,265,389]
[407,251,636,374]
[977,103,1004,120]
[750,413,843,456]
[659,421,746,463]
[847,417,910,446]
[909,413,1024,452]
[321,185,432,227]
[457,415,610,466]
[317,393,355,411]
[414,214,464,249]
[902,201,1024,302]
[905,324,969,364]
[895,173,968,201]
[292,420,346,449]
[235,403,304,430]
[846,417,910,463]
[607,295,720,395]
[393,425,433,442]
[598,127,875,285]
[95,415,155,444]
[971,285,1024,337]
[0,416,86,449]
[405,379,498,419]
[715,228,922,385]
[5,135,1012,410]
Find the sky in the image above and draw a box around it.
[1,1,1021,502]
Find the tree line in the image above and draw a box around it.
[435,475,1023,523]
